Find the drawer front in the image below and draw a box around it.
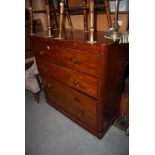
[32,41,99,78]
[54,47,99,77]
[41,76,97,129]
[37,60,98,99]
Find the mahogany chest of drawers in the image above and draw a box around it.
[30,30,129,139]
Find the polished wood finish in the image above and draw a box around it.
[30,30,129,139]
[32,41,99,77]
[37,60,98,98]
[41,75,97,129]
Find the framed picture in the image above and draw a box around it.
[110,0,129,12]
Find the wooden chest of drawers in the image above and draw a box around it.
[30,30,129,139]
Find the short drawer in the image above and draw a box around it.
[54,47,99,77]
[37,60,98,99]
[41,76,97,129]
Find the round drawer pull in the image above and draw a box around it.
[71,57,78,64]
[47,83,52,88]
[78,112,83,117]
[74,97,80,103]
[72,80,79,85]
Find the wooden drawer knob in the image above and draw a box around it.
[47,83,52,88]
[71,57,78,64]
[74,97,81,103]
[72,80,79,85]
[78,112,83,117]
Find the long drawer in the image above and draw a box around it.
[32,41,99,77]
[37,60,98,99]
[41,76,97,129]
[53,47,99,77]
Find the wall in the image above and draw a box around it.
[65,14,128,32]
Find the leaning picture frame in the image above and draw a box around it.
[110,0,129,12]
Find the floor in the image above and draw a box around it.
[25,90,129,155]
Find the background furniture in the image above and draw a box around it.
[113,76,129,134]
[25,57,42,103]
[25,7,43,58]
[30,30,128,139]
[120,77,129,117]
[25,8,43,103]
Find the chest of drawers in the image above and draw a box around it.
[30,30,129,139]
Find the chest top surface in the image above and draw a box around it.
[29,30,119,52]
